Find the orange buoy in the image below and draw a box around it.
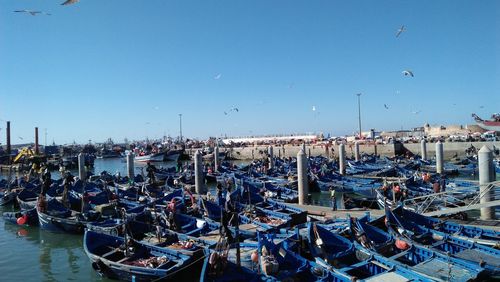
[395,239,410,250]
[251,250,259,263]
[17,215,27,225]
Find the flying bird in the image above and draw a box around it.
[214,73,222,80]
[402,70,414,77]
[224,107,239,115]
[14,10,51,16]
[384,104,389,109]
[396,25,406,37]
[479,105,484,109]
[412,110,421,115]
[18,137,24,140]
[61,0,79,5]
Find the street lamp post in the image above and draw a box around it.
[179,114,183,142]
[356,93,362,139]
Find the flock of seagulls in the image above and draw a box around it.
[13,0,79,16]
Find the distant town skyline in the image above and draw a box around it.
[1,1,498,144]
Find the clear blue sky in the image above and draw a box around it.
[0,0,499,144]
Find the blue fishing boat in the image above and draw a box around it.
[2,207,39,226]
[306,222,478,281]
[37,198,95,234]
[393,206,500,246]
[382,208,500,276]
[84,230,193,281]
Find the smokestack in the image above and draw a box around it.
[35,127,39,155]
[6,121,11,158]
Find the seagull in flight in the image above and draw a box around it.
[396,25,406,37]
[384,104,389,109]
[402,70,414,77]
[214,73,222,80]
[61,0,79,5]
[412,110,422,115]
[18,136,24,140]
[14,10,51,16]
[224,107,239,115]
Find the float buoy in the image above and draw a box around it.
[17,215,28,225]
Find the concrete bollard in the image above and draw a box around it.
[339,144,346,175]
[420,139,428,160]
[479,146,496,220]
[78,153,86,180]
[297,149,309,205]
[268,146,274,170]
[127,152,134,180]
[435,141,444,174]
[214,146,220,172]
[194,150,205,194]
[354,141,360,162]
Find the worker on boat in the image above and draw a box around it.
[330,187,337,211]
[439,174,446,192]
[432,181,441,194]
[146,161,156,184]
[216,182,223,206]
[62,172,75,208]
[41,168,52,196]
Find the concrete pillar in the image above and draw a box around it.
[34,127,39,155]
[297,149,309,205]
[339,144,346,175]
[194,150,205,194]
[302,143,306,154]
[354,141,360,162]
[268,146,274,170]
[127,152,134,180]
[214,146,220,172]
[479,146,496,220]
[78,153,86,180]
[374,143,378,157]
[435,141,444,174]
[421,139,427,160]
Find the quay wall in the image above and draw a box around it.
[188,141,499,161]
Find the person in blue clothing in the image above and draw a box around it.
[439,174,446,192]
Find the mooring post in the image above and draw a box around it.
[127,152,134,180]
[297,149,309,205]
[479,146,496,220]
[436,141,444,174]
[421,139,427,160]
[214,146,220,172]
[339,143,346,175]
[78,153,86,181]
[354,141,360,162]
[268,145,274,170]
[195,150,205,194]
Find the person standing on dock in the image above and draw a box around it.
[41,168,51,195]
[146,162,156,184]
[330,187,337,211]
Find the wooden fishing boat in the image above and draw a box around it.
[307,222,480,281]
[84,230,193,281]
[2,207,39,226]
[393,206,500,246]
[37,198,93,234]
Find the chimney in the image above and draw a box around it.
[35,127,39,155]
[6,121,11,158]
